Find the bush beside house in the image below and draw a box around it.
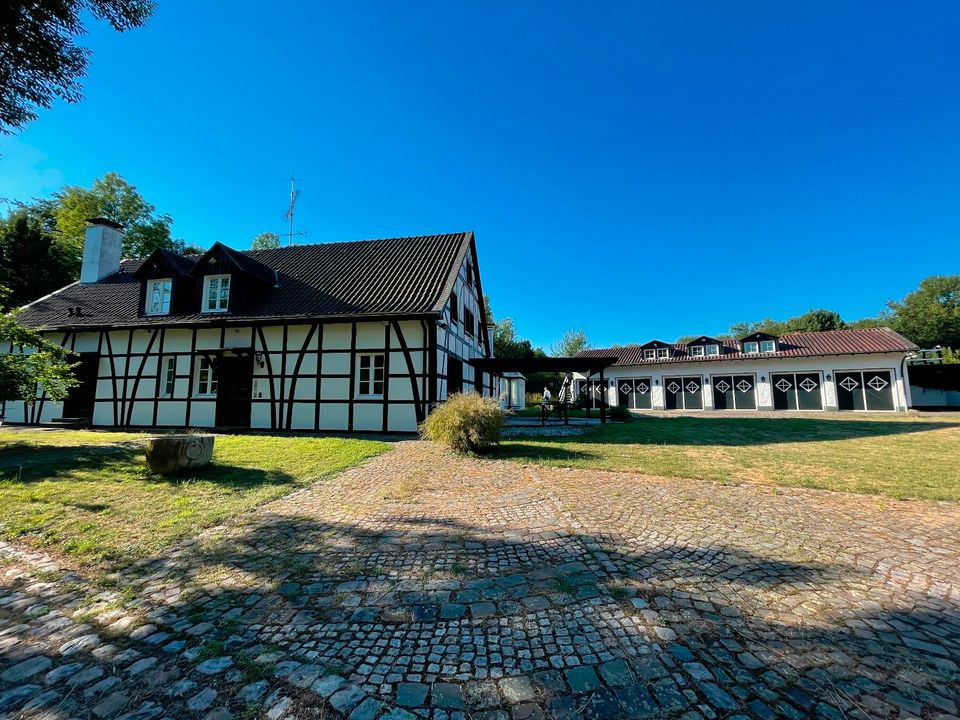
[421,392,504,453]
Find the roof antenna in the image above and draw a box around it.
[283,176,308,246]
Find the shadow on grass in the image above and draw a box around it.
[496,414,958,453]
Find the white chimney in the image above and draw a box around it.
[80,218,123,283]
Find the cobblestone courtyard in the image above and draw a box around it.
[1,441,958,719]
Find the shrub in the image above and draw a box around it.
[421,392,504,453]
[609,405,632,422]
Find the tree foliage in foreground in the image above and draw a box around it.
[887,275,960,349]
[0,0,155,134]
[251,232,281,250]
[0,289,77,402]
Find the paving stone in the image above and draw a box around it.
[330,684,367,714]
[470,602,497,619]
[187,688,218,712]
[196,656,233,674]
[348,697,384,720]
[203,709,232,720]
[311,674,348,698]
[582,690,620,720]
[45,661,84,685]
[126,657,158,676]
[60,633,100,656]
[287,663,322,688]
[598,659,633,688]
[616,684,660,718]
[511,703,544,720]
[2,655,53,682]
[500,676,537,704]
[93,691,130,718]
[397,681,429,707]
[432,682,466,709]
[564,666,602,694]
[237,680,269,703]
[0,684,41,711]
[380,710,419,720]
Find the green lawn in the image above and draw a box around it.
[495,414,960,501]
[0,430,388,568]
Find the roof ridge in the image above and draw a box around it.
[243,231,470,255]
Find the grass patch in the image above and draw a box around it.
[494,414,960,501]
[0,430,389,568]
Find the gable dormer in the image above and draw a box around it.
[686,335,723,358]
[740,332,779,354]
[639,340,672,361]
[134,248,196,317]
[189,242,278,315]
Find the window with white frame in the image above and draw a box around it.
[195,357,218,396]
[357,353,385,397]
[643,349,656,360]
[760,340,777,353]
[202,274,231,313]
[691,345,705,357]
[743,341,759,354]
[706,344,720,356]
[657,347,670,359]
[161,356,176,397]
[146,279,172,315]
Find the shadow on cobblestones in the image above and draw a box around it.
[1,440,958,719]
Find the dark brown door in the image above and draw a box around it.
[216,354,253,427]
[62,353,99,421]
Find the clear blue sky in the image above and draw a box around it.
[2,2,958,349]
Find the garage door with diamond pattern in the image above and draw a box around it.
[617,378,652,409]
[772,372,823,411]
[836,370,894,411]
[712,374,757,410]
[664,376,703,410]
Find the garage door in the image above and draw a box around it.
[836,370,895,411]
[579,380,606,409]
[664,376,703,410]
[772,372,823,411]
[617,378,652,409]
[712,375,757,410]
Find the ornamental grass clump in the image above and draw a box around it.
[420,392,504,453]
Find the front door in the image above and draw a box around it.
[62,353,99,421]
[215,354,253,428]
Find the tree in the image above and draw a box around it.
[784,309,845,333]
[53,172,180,261]
[251,232,281,250]
[552,329,589,357]
[0,204,76,309]
[0,288,77,403]
[1,0,155,134]
[888,275,960,349]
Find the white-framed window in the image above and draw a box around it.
[195,357,218,396]
[146,278,172,315]
[760,340,777,353]
[657,347,670,359]
[706,344,720,356]
[743,341,759,354]
[643,349,656,360]
[357,353,385,397]
[160,356,176,397]
[691,345,705,357]
[202,274,231,313]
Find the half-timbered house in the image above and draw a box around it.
[4,220,492,433]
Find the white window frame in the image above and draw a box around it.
[657,347,670,359]
[760,340,777,353]
[706,344,720,356]
[691,345,705,357]
[146,278,172,316]
[743,341,759,354]
[357,353,385,398]
[195,356,218,396]
[202,274,231,313]
[643,349,656,360]
[161,356,176,397]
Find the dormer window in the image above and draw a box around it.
[202,274,231,313]
[643,348,656,360]
[706,344,720,356]
[146,278,172,315]
[691,345,705,357]
[760,340,777,353]
[657,347,670,359]
[743,341,759,354]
